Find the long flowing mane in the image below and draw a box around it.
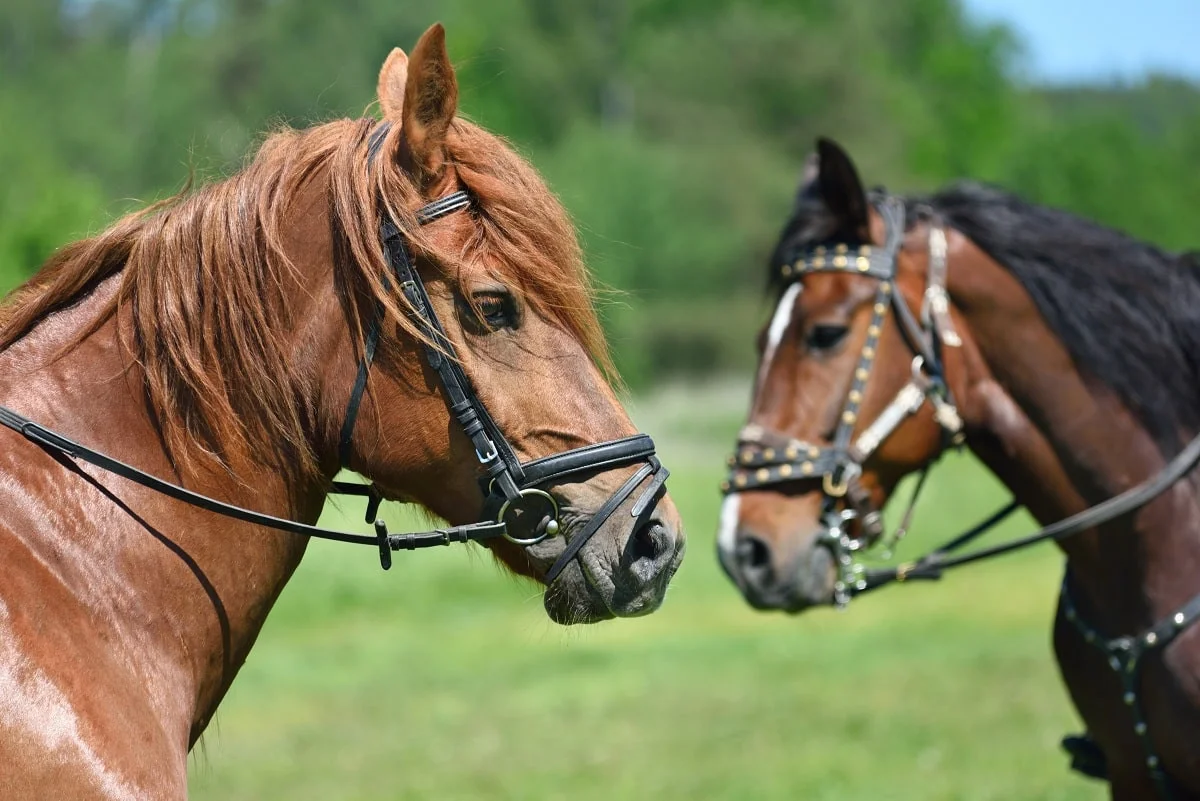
[923,182,1200,454]
[0,116,610,483]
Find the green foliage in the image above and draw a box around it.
[2,0,1199,387]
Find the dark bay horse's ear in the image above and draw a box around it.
[377,23,458,184]
[815,137,870,236]
[794,151,821,206]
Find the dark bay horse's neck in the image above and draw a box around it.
[947,242,1200,635]
[0,226,351,745]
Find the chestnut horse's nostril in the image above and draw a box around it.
[622,519,679,588]
[631,520,667,563]
[606,516,682,618]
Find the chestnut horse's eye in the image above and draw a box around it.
[806,324,849,352]
[473,292,519,331]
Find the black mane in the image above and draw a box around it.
[925,182,1200,454]
[767,181,1200,454]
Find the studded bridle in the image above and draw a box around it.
[721,192,1200,797]
[0,120,668,584]
[722,195,964,605]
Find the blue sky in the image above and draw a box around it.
[964,0,1200,83]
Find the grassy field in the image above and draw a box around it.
[188,380,1100,801]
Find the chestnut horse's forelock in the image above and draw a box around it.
[0,115,612,485]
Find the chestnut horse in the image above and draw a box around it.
[0,25,684,800]
[718,138,1200,799]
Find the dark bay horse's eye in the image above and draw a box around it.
[806,324,849,352]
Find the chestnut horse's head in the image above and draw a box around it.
[718,139,960,611]
[329,26,685,623]
[0,25,683,627]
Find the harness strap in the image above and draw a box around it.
[544,460,659,583]
[1060,575,1200,799]
[0,406,507,552]
[859,419,1200,591]
[378,213,526,499]
[336,187,474,470]
[921,223,961,348]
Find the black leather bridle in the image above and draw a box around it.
[0,122,668,584]
[720,191,1200,797]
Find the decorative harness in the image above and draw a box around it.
[721,193,1200,799]
[0,121,668,585]
[722,197,964,606]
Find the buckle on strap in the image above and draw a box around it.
[476,441,498,464]
[497,488,561,546]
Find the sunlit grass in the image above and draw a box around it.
[189,379,1100,801]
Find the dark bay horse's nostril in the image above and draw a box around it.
[733,532,779,600]
[735,534,772,571]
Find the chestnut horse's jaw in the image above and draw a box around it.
[537,491,684,625]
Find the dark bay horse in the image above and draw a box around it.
[0,24,683,799]
[718,138,1200,799]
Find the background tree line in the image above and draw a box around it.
[3,0,1198,387]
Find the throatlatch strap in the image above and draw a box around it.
[338,313,381,467]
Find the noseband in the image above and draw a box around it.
[0,121,668,584]
[722,195,964,605]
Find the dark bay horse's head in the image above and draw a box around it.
[718,139,953,611]
[331,27,684,623]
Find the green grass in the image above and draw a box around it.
[189,380,1101,801]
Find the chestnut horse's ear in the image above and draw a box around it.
[815,137,870,235]
[397,23,458,183]
[377,47,409,120]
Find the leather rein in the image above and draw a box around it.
[0,122,668,584]
[721,192,1200,797]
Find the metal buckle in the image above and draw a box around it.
[823,472,850,497]
[476,442,498,464]
[497,488,561,545]
[822,462,859,498]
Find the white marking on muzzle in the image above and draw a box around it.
[756,283,803,393]
[717,494,742,560]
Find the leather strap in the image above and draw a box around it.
[337,190,476,472]
[0,120,670,580]
[860,424,1200,590]
[519,435,657,487]
[545,461,656,583]
[0,405,507,551]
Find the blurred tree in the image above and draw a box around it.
[2,0,1198,386]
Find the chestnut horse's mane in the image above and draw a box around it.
[0,116,610,483]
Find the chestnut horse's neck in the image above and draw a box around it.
[0,159,356,743]
[944,233,1200,636]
